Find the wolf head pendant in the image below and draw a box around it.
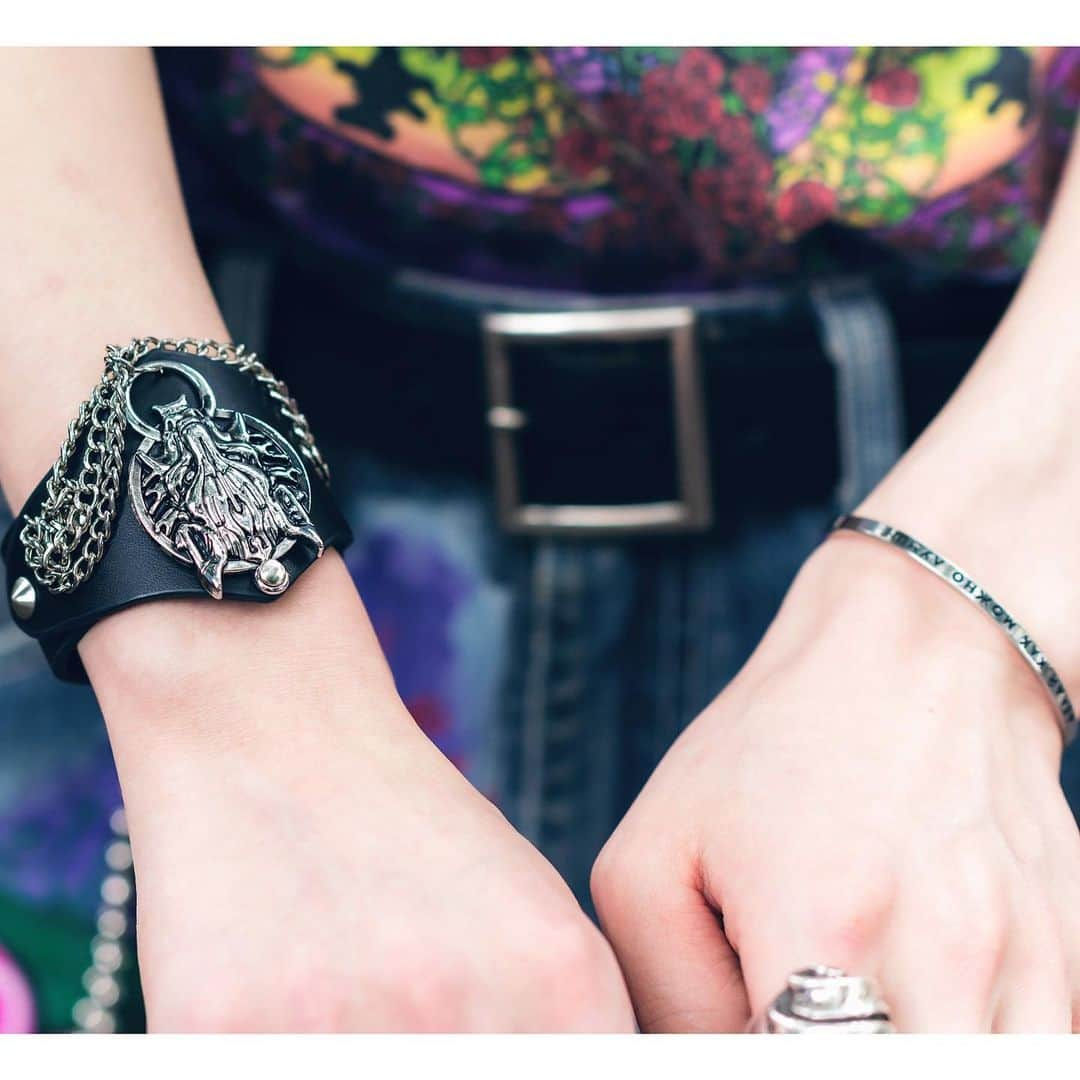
[129,392,324,599]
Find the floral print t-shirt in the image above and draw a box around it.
[164,47,1080,291]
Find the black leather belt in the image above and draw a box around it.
[262,261,1013,540]
[481,302,837,534]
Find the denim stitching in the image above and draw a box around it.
[515,539,557,843]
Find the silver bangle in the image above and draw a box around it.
[832,514,1076,747]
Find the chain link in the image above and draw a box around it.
[20,337,329,595]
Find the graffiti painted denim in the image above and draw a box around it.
[2,281,1078,1030]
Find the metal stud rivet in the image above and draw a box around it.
[255,558,289,595]
[10,576,35,620]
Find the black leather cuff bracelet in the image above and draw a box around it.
[2,338,353,682]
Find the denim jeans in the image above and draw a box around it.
[1,279,1078,1030]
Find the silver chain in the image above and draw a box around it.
[20,337,329,595]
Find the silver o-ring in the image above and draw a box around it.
[124,359,218,442]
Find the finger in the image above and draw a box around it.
[880,867,1003,1032]
[728,861,892,1022]
[992,887,1070,1033]
[591,846,748,1032]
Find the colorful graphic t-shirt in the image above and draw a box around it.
[166,47,1080,290]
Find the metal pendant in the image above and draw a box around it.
[126,359,324,599]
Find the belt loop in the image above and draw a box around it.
[810,278,905,509]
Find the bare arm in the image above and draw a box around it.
[595,133,1080,1032]
[0,46,399,763]
[0,49,633,1032]
[861,131,1080,692]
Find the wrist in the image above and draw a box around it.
[857,470,1080,700]
[82,550,414,759]
[81,547,457,868]
[851,337,1080,702]
[773,536,1065,762]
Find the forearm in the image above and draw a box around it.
[0,49,405,760]
[0,48,226,503]
[853,130,1080,701]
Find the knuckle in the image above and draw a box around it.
[960,893,1009,953]
[393,979,466,1031]
[924,865,1010,993]
[590,833,642,924]
[527,914,624,1026]
[935,908,1008,994]
[810,913,880,963]
[532,913,605,981]
[799,873,898,962]
[589,843,622,914]
[366,940,468,1031]
[289,974,366,1032]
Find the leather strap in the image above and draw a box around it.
[2,349,353,682]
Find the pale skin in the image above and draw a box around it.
[1,49,1078,1032]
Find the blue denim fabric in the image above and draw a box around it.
[0,468,836,931]
[496,507,838,906]
[2,280,1079,1030]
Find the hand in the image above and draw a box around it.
[85,555,635,1032]
[592,538,1080,1032]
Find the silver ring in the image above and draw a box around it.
[750,965,895,1033]
[124,359,218,442]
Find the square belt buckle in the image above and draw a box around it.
[482,307,712,536]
